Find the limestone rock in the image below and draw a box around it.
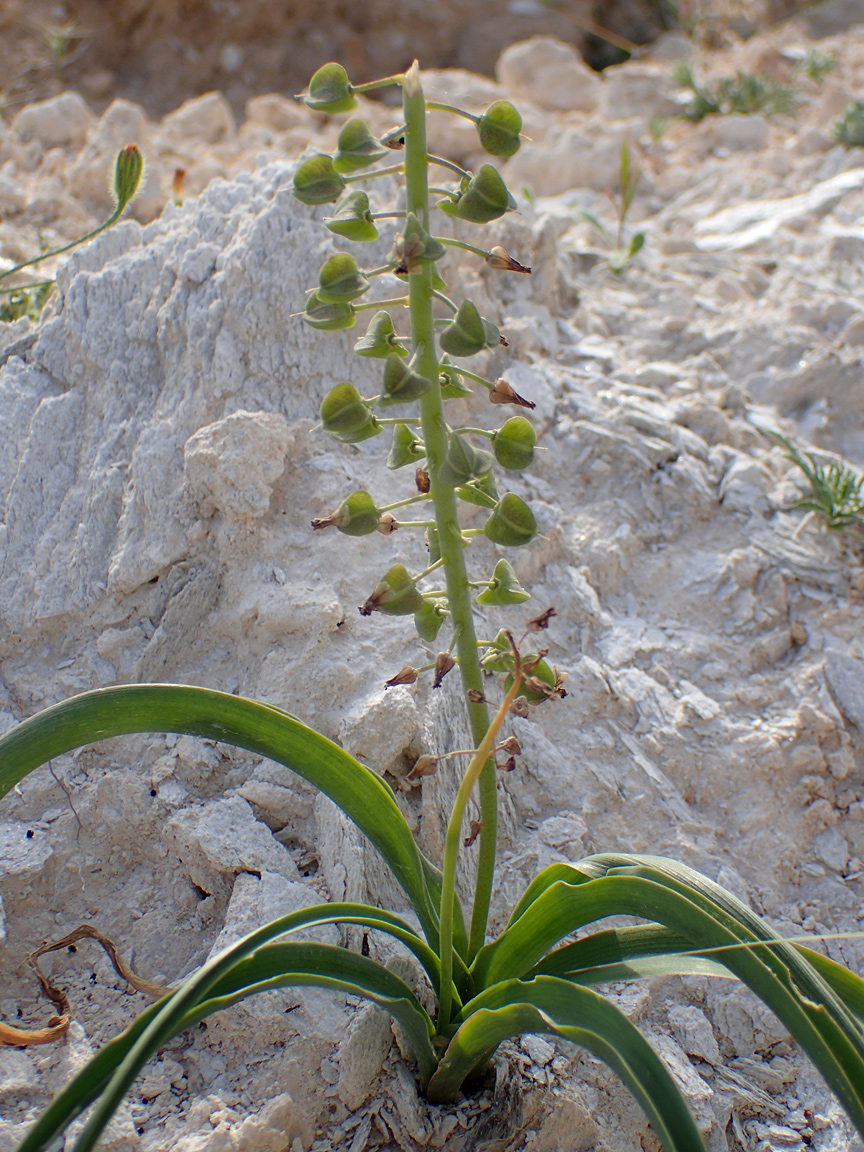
[496,37,602,113]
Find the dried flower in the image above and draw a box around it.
[486,246,531,274]
[489,379,535,410]
[377,513,399,534]
[527,608,557,632]
[510,696,530,718]
[385,666,418,688]
[415,467,430,494]
[466,689,486,704]
[464,819,482,847]
[498,736,522,755]
[499,755,517,772]
[406,754,438,780]
[433,652,456,688]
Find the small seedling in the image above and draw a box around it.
[769,430,864,533]
[38,17,87,70]
[673,62,797,121]
[578,140,645,273]
[835,100,864,148]
[802,48,836,86]
[0,145,143,321]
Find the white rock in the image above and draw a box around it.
[245,95,312,134]
[599,61,677,121]
[12,91,93,150]
[0,822,53,877]
[337,1003,393,1110]
[505,125,622,195]
[207,870,338,957]
[814,826,850,873]
[0,1047,37,1098]
[183,409,293,521]
[667,1004,721,1065]
[497,37,602,113]
[337,686,420,776]
[161,92,235,145]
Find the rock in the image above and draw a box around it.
[337,686,420,776]
[599,61,677,121]
[12,92,94,150]
[207,870,339,956]
[667,1004,721,1065]
[337,1003,393,1110]
[183,410,293,522]
[0,1048,37,1099]
[505,125,623,194]
[813,826,850,872]
[824,651,864,732]
[496,37,602,113]
[245,95,312,134]
[160,92,235,144]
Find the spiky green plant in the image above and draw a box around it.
[3,64,864,1152]
[770,430,864,532]
[673,61,797,121]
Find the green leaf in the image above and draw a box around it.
[387,422,426,469]
[320,381,381,444]
[304,63,357,113]
[317,252,370,302]
[325,190,379,243]
[354,310,408,358]
[427,976,708,1152]
[303,291,356,330]
[439,299,501,358]
[334,118,388,173]
[476,559,530,606]
[483,493,537,547]
[437,164,516,224]
[438,355,473,399]
[492,416,536,471]
[477,101,522,158]
[292,154,346,205]
[0,687,444,944]
[455,469,499,509]
[379,352,432,406]
[438,432,494,488]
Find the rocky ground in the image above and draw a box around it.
[4,5,864,1152]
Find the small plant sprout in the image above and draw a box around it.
[672,61,797,121]
[4,63,864,1152]
[835,100,864,148]
[578,140,646,273]
[0,145,143,319]
[802,47,836,85]
[768,430,864,533]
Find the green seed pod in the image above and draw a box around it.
[391,212,446,273]
[456,469,499,509]
[438,165,516,224]
[477,101,522,158]
[304,63,357,113]
[311,490,380,535]
[438,355,473,399]
[387,423,426,469]
[505,657,558,702]
[113,144,143,212]
[354,310,407,358]
[484,493,537,547]
[493,416,536,471]
[414,600,447,642]
[361,564,425,616]
[438,432,494,487]
[476,559,530,606]
[439,299,501,358]
[303,291,356,330]
[317,253,369,302]
[320,382,380,444]
[325,191,379,243]
[334,118,389,173]
[379,353,432,406]
[293,155,347,205]
[480,628,514,673]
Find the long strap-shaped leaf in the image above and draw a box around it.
[426,975,707,1152]
[0,685,452,944]
[473,856,864,1138]
[16,902,440,1152]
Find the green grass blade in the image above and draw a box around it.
[428,976,707,1151]
[0,685,453,942]
[797,946,864,1026]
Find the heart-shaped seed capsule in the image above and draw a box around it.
[303,291,356,330]
[317,253,369,302]
[325,190,379,243]
[354,310,407,358]
[438,164,516,224]
[334,118,389,173]
[484,494,537,547]
[311,490,380,536]
[293,154,346,204]
[439,299,501,358]
[361,564,425,616]
[320,382,380,444]
[303,63,357,113]
[477,101,522,158]
[493,416,536,471]
[476,558,530,606]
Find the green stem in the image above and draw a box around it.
[371,212,407,220]
[453,426,493,439]
[0,278,54,295]
[449,366,493,390]
[428,155,471,180]
[354,296,409,311]
[367,264,398,277]
[426,101,480,124]
[0,205,123,284]
[415,557,445,582]
[437,237,488,260]
[431,290,458,313]
[402,61,498,978]
[352,74,406,93]
[346,164,404,183]
[380,494,431,513]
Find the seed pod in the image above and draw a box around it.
[477,101,522,157]
[325,190,379,243]
[406,754,438,779]
[354,310,407,359]
[489,378,535,409]
[391,212,446,273]
[464,819,483,846]
[385,666,418,687]
[486,246,531,274]
[317,253,369,302]
[361,564,425,616]
[334,118,388,173]
[415,600,447,642]
[505,658,566,703]
[320,382,380,444]
[387,423,426,469]
[380,353,432,406]
[303,291,356,331]
[438,164,516,224]
[377,513,398,534]
[499,736,522,755]
[484,494,537,547]
[438,355,473,400]
[493,416,536,471]
[113,144,143,213]
[438,432,494,488]
[433,652,456,688]
[304,62,357,113]
[456,469,499,509]
[480,628,516,673]
[476,558,530,606]
[293,154,346,205]
[439,299,501,358]
[311,490,380,536]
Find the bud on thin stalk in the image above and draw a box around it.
[385,666,419,687]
